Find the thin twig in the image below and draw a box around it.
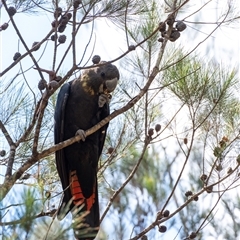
[100,141,149,223]
[161,4,231,72]
[0,209,57,226]
[72,7,77,66]
[32,94,49,156]
[56,5,92,73]
[16,100,41,145]
[130,163,240,239]
[0,120,14,146]
[1,0,48,80]
[124,0,130,47]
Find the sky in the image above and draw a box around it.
[0,0,240,239]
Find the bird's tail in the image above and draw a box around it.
[70,170,96,210]
[70,170,99,240]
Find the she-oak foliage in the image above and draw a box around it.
[0,0,240,239]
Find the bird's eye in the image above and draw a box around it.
[101,72,105,78]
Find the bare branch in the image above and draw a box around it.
[100,141,149,223]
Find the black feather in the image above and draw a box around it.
[54,62,119,239]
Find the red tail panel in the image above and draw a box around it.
[70,171,95,210]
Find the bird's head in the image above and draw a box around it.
[81,61,119,95]
[97,61,119,94]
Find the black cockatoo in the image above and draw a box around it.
[54,60,119,239]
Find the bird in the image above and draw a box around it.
[54,61,119,239]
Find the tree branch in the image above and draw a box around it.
[0,60,160,201]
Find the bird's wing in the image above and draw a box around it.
[54,83,73,218]
[72,102,110,239]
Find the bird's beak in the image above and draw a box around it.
[105,77,118,93]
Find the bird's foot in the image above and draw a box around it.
[98,93,110,107]
[75,129,86,141]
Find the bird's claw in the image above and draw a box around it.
[98,93,110,107]
[75,129,86,142]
